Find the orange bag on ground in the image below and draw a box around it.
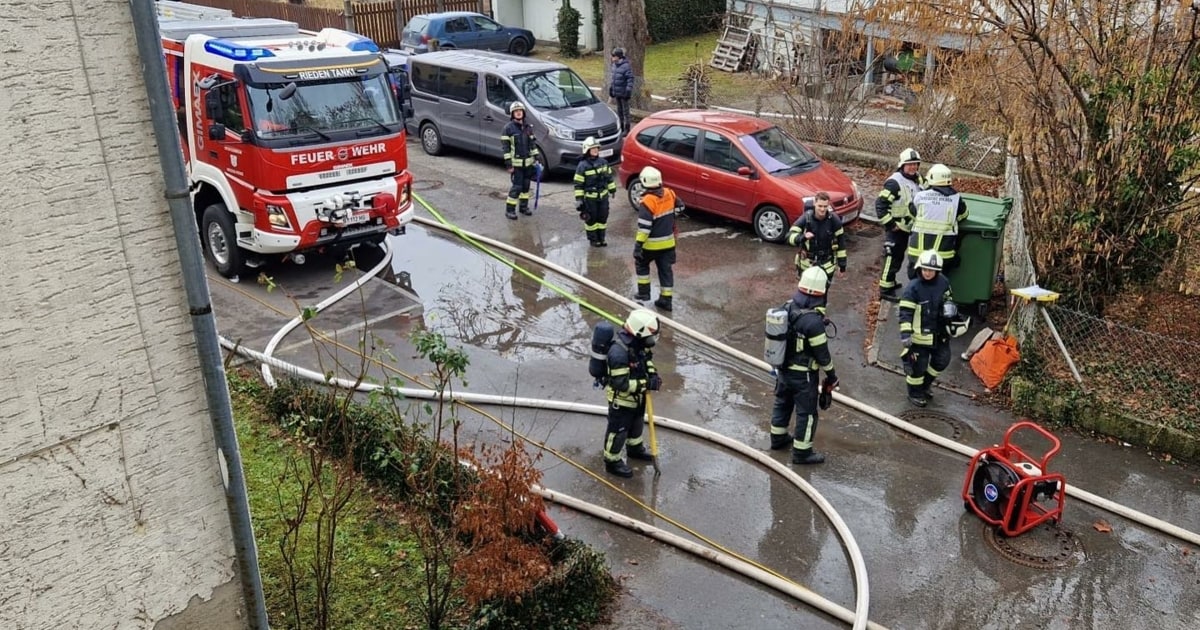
[970,335,1021,389]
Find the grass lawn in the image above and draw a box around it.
[230,373,425,629]
[533,32,770,108]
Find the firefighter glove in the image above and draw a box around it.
[901,335,913,348]
[575,200,585,212]
[633,244,644,262]
[648,374,663,391]
[818,389,833,410]
[579,211,591,222]
[822,373,839,392]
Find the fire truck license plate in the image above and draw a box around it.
[339,213,369,226]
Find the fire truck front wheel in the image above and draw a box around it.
[202,204,246,278]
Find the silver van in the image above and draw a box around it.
[404,50,622,171]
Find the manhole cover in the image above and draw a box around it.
[896,409,967,443]
[983,522,1084,569]
[413,180,444,191]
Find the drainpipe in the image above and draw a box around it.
[127,1,270,628]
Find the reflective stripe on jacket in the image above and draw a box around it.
[502,120,540,168]
[876,171,923,232]
[573,157,617,199]
[636,188,680,251]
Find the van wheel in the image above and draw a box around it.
[627,178,646,210]
[753,205,788,243]
[202,203,245,278]
[509,37,529,56]
[420,122,444,156]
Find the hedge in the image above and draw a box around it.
[646,0,725,43]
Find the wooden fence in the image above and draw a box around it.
[177,0,486,49]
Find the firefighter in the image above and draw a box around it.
[906,163,968,278]
[769,266,838,465]
[603,309,663,477]
[785,191,846,288]
[877,148,925,301]
[573,136,617,247]
[502,101,541,220]
[898,250,957,407]
[609,47,634,134]
[633,166,684,312]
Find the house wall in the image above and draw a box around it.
[0,0,247,628]
[498,0,600,51]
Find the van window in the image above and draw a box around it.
[438,67,478,103]
[486,75,517,110]
[656,125,699,161]
[411,62,437,94]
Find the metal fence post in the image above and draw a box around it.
[343,0,356,33]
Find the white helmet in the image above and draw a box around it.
[624,309,660,340]
[582,136,600,153]
[898,148,922,167]
[639,166,663,189]
[916,250,943,271]
[927,163,952,186]
[797,266,828,296]
[509,101,525,116]
[946,314,971,338]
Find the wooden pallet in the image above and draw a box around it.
[710,24,752,72]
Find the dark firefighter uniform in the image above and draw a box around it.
[634,188,683,311]
[502,116,540,219]
[769,289,837,465]
[877,170,924,297]
[906,187,968,278]
[573,155,617,246]
[786,202,846,283]
[603,331,658,475]
[898,272,954,403]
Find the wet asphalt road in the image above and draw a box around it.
[209,139,1200,629]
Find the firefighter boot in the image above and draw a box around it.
[626,445,654,461]
[879,287,900,302]
[770,434,792,450]
[506,208,518,220]
[654,296,673,312]
[598,229,608,247]
[634,286,651,302]
[791,448,826,465]
[605,460,634,477]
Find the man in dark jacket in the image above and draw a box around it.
[501,101,541,220]
[609,47,634,134]
[898,250,955,407]
[602,309,662,477]
[785,191,846,288]
[633,166,684,312]
[769,266,838,465]
[573,136,617,247]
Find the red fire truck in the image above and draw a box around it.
[157,1,413,277]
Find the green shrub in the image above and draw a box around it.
[557,2,582,58]
[646,0,724,43]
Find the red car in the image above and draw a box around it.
[617,109,863,242]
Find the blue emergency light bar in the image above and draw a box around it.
[345,35,380,53]
[204,38,276,61]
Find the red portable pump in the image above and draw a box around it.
[962,421,1066,537]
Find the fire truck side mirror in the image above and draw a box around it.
[209,123,227,141]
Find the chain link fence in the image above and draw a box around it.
[1001,155,1200,433]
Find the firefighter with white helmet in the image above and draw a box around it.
[877,148,925,301]
[768,266,839,465]
[898,250,959,406]
[906,163,968,279]
[602,309,664,477]
[633,166,684,311]
[573,136,617,246]
[501,101,541,219]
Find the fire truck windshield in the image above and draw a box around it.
[246,73,401,143]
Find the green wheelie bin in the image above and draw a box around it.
[945,194,1013,317]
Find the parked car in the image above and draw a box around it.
[405,50,621,172]
[617,110,863,242]
[401,11,535,56]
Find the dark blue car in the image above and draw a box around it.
[401,12,535,56]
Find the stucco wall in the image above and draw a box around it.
[0,0,247,628]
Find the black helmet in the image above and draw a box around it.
[611,47,626,59]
